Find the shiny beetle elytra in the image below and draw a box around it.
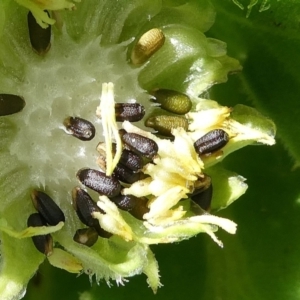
[72,187,102,227]
[110,194,149,220]
[31,190,65,226]
[194,129,229,155]
[119,148,144,171]
[97,142,143,171]
[63,116,95,141]
[191,183,213,212]
[115,103,145,122]
[27,11,51,55]
[119,129,158,159]
[73,227,99,247]
[27,213,53,256]
[113,163,145,184]
[72,187,112,238]
[76,168,121,198]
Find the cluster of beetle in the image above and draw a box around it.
[0,12,231,254]
[26,115,229,253]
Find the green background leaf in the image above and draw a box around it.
[20,0,300,299]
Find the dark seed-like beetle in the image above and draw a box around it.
[72,187,103,227]
[97,151,145,184]
[119,129,158,159]
[194,129,229,155]
[151,89,192,115]
[190,180,213,212]
[31,190,65,226]
[97,142,143,171]
[63,116,96,141]
[110,194,149,220]
[73,227,99,247]
[27,213,53,256]
[76,168,121,197]
[72,187,112,239]
[115,103,145,122]
[145,115,189,136]
[27,11,51,55]
[113,163,145,184]
[0,94,26,116]
[119,149,143,171]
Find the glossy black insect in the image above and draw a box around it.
[190,182,213,212]
[27,11,51,55]
[0,94,26,116]
[119,149,143,171]
[110,194,149,220]
[27,213,53,256]
[113,163,145,184]
[31,190,65,226]
[76,168,121,197]
[73,227,99,247]
[97,142,143,171]
[119,129,158,159]
[63,116,96,141]
[72,187,112,238]
[194,129,229,155]
[151,89,192,115]
[145,115,189,136]
[115,103,145,122]
[72,187,103,227]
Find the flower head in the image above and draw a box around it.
[0,1,275,299]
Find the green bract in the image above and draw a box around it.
[0,1,275,299]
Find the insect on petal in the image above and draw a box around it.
[31,190,65,226]
[76,168,121,197]
[27,213,53,256]
[194,129,229,155]
[63,116,96,141]
[27,11,51,55]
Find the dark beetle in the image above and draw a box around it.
[31,190,65,226]
[113,163,145,184]
[97,142,143,171]
[72,187,112,238]
[190,183,213,212]
[110,194,149,220]
[64,116,95,141]
[119,149,144,171]
[0,94,26,116]
[119,129,158,159]
[27,11,51,55]
[76,168,121,198]
[115,103,145,122]
[97,153,145,184]
[189,175,212,213]
[27,213,53,256]
[72,187,103,227]
[194,129,229,155]
[73,227,99,247]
